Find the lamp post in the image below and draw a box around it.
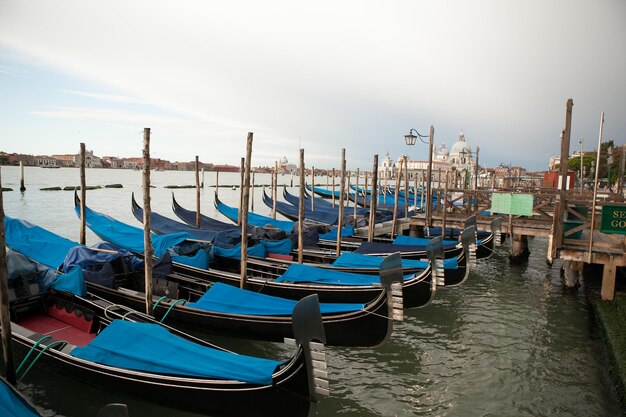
[404,127,434,225]
[607,145,613,191]
[579,139,584,193]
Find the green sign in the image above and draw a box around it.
[491,193,534,216]
[600,204,626,235]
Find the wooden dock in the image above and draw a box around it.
[408,187,626,300]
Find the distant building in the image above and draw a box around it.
[34,155,58,167]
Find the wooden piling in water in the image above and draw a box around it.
[238,157,244,226]
[215,170,220,196]
[79,143,87,245]
[367,155,379,242]
[251,172,255,212]
[353,168,359,225]
[441,171,449,238]
[311,166,315,212]
[336,150,346,255]
[0,167,17,385]
[272,161,278,219]
[195,156,200,228]
[19,161,25,192]
[298,149,305,264]
[142,128,154,316]
[332,168,336,208]
[240,133,253,288]
[391,160,403,238]
[404,155,409,219]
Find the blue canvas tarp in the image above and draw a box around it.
[275,263,386,285]
[7,251,87,297]
[216,198,295,233]
[355,241,458,255]
[260,238,293,255]
[0,377,42,417]
[213,243,266,260]
[188,282,364,315]
[70,320,281,384]
[4,217,78,269]
[331,252,458,270]
[76,205,190,258]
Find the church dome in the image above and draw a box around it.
[450,131,471,156]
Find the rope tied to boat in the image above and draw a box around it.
[17,336,69,381]
[158,299,187,323]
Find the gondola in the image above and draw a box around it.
[5,216,401,348]
[2,251,328,417]
[0,377,130,417]
[194,194,468,288]
[77,195,435,308]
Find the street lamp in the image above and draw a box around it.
[607,146,613,190]
[404,127,434,225]
[579,139,584,193]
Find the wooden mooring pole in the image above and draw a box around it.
[404,155,409,219]
[272,161,278,219]
[238,157,244,226]
[240,133,253,288]
[367,155,379,242]
[311,166,315,212]
[195,156,200,228]
[0,167,17,385]
[142,128,154,316]
[79,143,87,245]
[298,149,305,263]
[19,161,25,192]
[251,172,255,212]
[336,150,346,255]
[391,160,403,238]
[215,170,220,196]
[332,168,336,208]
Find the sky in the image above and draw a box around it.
[0,0,624,171]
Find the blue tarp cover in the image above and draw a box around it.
[276,263,385,285]
[172,249,209,269]
[260,238,293,255]
[0,377,42,417]
[318,225,354,240]
[4,217,77,269]
[214,243,266,260]
[77,206,190,257]
[332,252,427,270]
[134,202,242,246]
[355,241,458,254]
[188,282,364,315]
[6,251,87,297]
[216,198,295,233]
[70,320,281,384]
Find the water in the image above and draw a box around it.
[1,166,620,417]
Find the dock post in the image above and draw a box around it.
[195,156,200,228]
[391,160,403,238]
[404,155,409,219]
[368,155,379,242]
[509,233,530,264]
[0,168,17,385]
[142,128,154,316]
[251,172,255,212]
[336,149,346,255]
[272,161,278,219]
[19,161,25,192]
[238,157,244,226]
[79,143,87,245]
[240,133,253,288]
[332,168,336,208]
[215,170,220,196]
[601,256,617,301]
[298,149,305,263]
[311,166,315,212]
